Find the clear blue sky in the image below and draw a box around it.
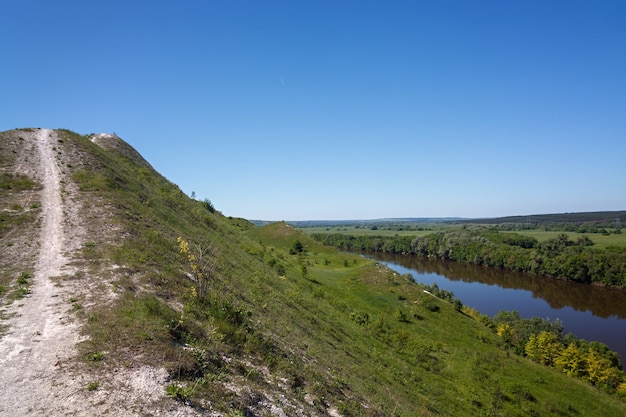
[2,1,625,220]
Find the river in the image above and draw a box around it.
[363,252,626,366]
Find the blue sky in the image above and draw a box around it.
[2,1,625,220]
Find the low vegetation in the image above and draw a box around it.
[0,131,42,303]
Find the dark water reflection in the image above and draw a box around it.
[363,252,626,365]
[372,252,626,319]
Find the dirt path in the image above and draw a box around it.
[0,129,82,416]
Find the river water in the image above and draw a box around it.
[363,252,626,366]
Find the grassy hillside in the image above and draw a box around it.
[2,129,625,416]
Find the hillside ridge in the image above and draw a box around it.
[0,128,197,416]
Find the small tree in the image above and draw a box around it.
[497,323,514,346]
[525,331,563,366]
[555,343,587,378]
[177,236,216,299]
[290,240,304,254]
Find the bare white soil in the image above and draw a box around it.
[0,129,199,417]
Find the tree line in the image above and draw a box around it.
[491,311,625,394]
[311,230,626,287]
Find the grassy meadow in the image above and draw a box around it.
[514,230,626,248]
[301,224,626,248]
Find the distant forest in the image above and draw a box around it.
[450,211,625,228]
[276,210,625,233]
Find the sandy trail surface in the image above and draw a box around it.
[0,129,82,416]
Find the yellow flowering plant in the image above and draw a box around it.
[177,236,214,299]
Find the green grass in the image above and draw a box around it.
[514,230,626,248]
[303,224,626,248]
[0,173,38,190]
[0,211,36,238]
[32,130,626,416]
[5,271,33,301]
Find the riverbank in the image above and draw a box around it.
[364,251,626,370]
[313,230,626,287]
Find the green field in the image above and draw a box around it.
[513,230,626,248]
[301,224,626,248]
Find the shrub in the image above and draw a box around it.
[290,240,304,254]
[349,311,370,327]
[394,308,410,322]
[422,298,440,313]
[177,236,216,299]
[202,198,215,213]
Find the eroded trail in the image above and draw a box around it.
[0,129,81,416]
